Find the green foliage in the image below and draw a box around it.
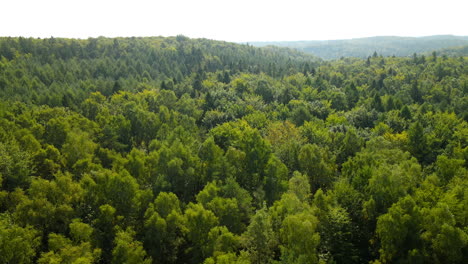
[298,144,336,191]
[408,121,430,164]
[287,171,311,203]
[14,172,83,234]
[0,140,34,190]
[184,203,220,263]
[143,192,186,263]
[243,207,277,264]
[0,36,467,264]
[38,229,101,264]
[376,196,422,263]
[206,226,241,258]
[112,228,152,264]
[280,212,320,264]
[0,215,40,264]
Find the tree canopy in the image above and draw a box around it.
[0,36,467,263]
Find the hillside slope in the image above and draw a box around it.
[0,36,319,105]
[432,45,468,57]
[251,35,468,59]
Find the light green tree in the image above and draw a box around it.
[0,215,40,264]
[112,228,152,264]
[280,212,320,264]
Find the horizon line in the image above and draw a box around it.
[0,34,468,43]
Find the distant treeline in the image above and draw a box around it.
[251,35,468,59]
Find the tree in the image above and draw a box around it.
[408,121,429,164]
[112,228,152,264]
[434,155,465,184]
[206,226,240,258]
[265,121,305,171]
[144,194,186,264]
[280,212,320,264]
[93,204,119,261]
[221,177,254,233]
[371,94,384,112]
[203,251,251,264]
[14,172,83,235]
[420,202,468,263]
[184,203,219,263]
[287,171,311,203]
[83,169,140,218]
[337,129,363,165]
[345,82,359,108]
[222,71,231,84]
[263,155,288,205]
[211,121,272,192]
[33,144,63,179]
[62,129,97,169]
[152,191,182,218]
[243,207,277,264]
[0,215,40,264]
[376,196,422,263]
[400,105,412,120]
[0,140,34,191]
[298,144,335,192]
[199,137,226,182]
[38,221,101,264]
[367,158,421,214]
[385,96,396,111]
[410,80,423,103]
[155,140,202,201]
[255,79,274,103]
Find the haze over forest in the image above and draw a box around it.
[250,35,468,59]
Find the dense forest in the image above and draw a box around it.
[435,45,468,58]
[251,35,468,59]
[0,36,467,264]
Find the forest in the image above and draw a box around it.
[251,35,468,59]
[0,36,467,264]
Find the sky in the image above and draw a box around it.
[1,0,467,42]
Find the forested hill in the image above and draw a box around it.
[0,36,319,105]
[433,45,468,57]
[251,35,468,59]
[1,36,467,264]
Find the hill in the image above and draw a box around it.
[0,36,319,105]
[432,45,468,57]
[250,35,468,59]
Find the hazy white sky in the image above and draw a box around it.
[1,0,467,41]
